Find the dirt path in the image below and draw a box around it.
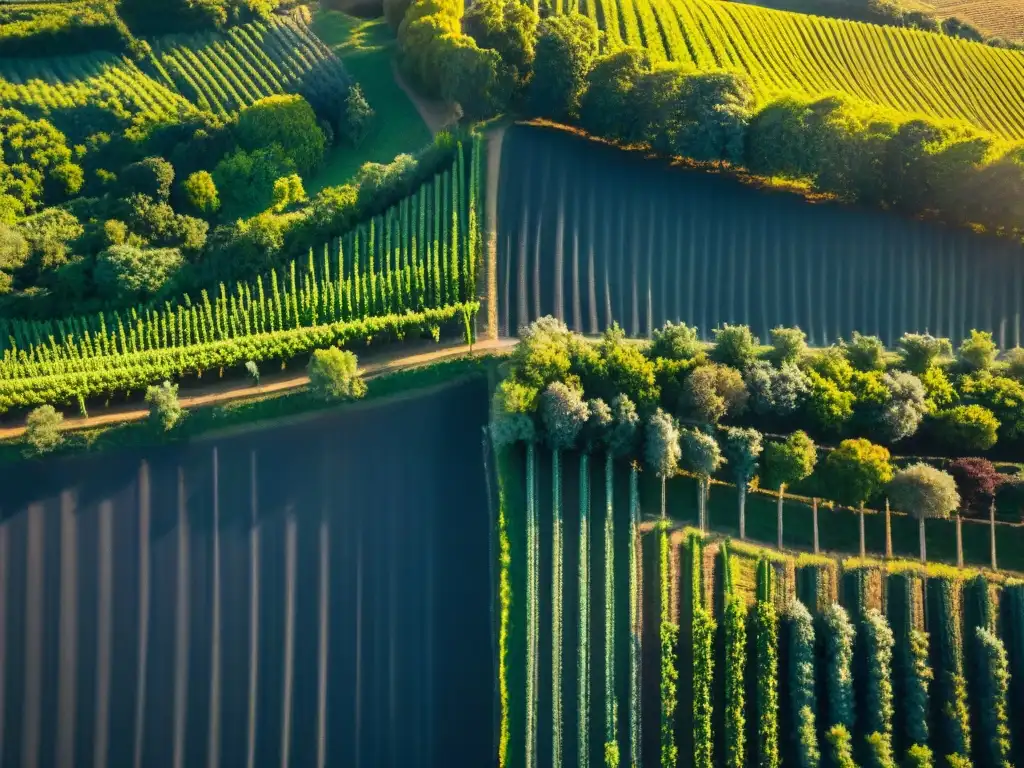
[483,126,506,340]
[0,338,515,440]
[390,59,459,134]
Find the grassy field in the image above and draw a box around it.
[307,8,432,194]
[557,0,1024,139]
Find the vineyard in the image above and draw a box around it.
[553,0,1024,140]
[0,10,350,128]
[0,138,484,414]
[498,125,1024,346]
[151,13,352,119]
[496,443,1024,768]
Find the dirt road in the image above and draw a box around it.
[0,337,516,440]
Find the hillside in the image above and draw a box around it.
[557,0,1024,139]
[922,0,1024,40]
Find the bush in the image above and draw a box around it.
[825,725,856,768]
[958,329,997,371]
[745,361,809,418]
[804,371,855,432]
[650,320,703,361]
[863,732,895,768]
[770,326,807,365]
[920,365,957,411]
[182,171,220,216]
[541,380,589,450]
[959,374,1024,441]
[271,174,307,212]
[93,245,183,301]
[236,94,327,176]
[931,404,1000,451]
[145,380,183,431]
[307,348,367,401]
[712,323,759,369]
[527,14,599,121]
[903,744,933,768]
[1001,347,1024,379]
[213,146,295,217]
[898,333,953,374]
[994,475,1024,519]
[24,404,63,455]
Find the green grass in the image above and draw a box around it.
[308,9,433,194]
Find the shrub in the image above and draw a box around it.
[712,323,759,369]
[271,174,307,212]
[947,457,1001,515]
[932,403,1000,451]
[491,380,538,447]
[822,438,894,507]
[898,333,953,374]
[597,324,659,408]
[540,380,590,450]
[24,404,63,455]
[650,320,703,361]
[958,329,997,371]
[825,725,856,768]
[1001,346,1024,379]
[182,171,219,216]
[960,374,1024,440]
[804,370,855,431]
[877,371,927,442]
[843,331,886,371]
[806,345,854,387]
[608,394,640,457]
[307,348,367,401]
[770,326,807,365]
[994,475,1024,519]
[920,365,957,411]
[245,360,259,385]
[863,732,895,768]
[93,245,183,301]
[145,380,183,431]
[343,84,375,148]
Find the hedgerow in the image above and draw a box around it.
[783,600,819,768]
[971,626,1013,768]
[821,603,855,732]
[660,527,679,768]
[926,576,971,763]
[723,594,747,768]
[692,606,716,768]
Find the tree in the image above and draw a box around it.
[712,324,758,369]
[491,378,538,447]
[307,348,367,401]
[822,438,893,555]
[527,14,599,121]
[650,321,703,361]
[541,380,589,450]
[182,171,220,216]
[646,408,682,517]
[877,371,927,442]
[770,326,807,365]
[887,463,959,562]
[721,426,762,539]
[932,404,1000,451]
[596,324,659,409]
[271,174,307,212]
[0,224,29,294]
[947,457,1001,515]
[93,245,184,301]
[608,393,640,458]
[121,157,175,201]
[745,95,812,179]
[440,36,509,120]
[385,0,414,29]
[682,364,748,424]
[24,404,63,455]
[578,48,654,143]
[342,84,375,147]
[213,145,295,216]
[804,371,855,432]
[1001,347,1024,380]
[958,329,997,371]
[959,374,1024,441]
[236,94,327,176]
[843,331,887,371]
[761,431,816,548]
[673,70,754,166]
[145,380,183,431]
[464,0,538,90]
[681,428,723,531]
[897,333,953,374]
[745,361,810,418]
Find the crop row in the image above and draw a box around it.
[563,0,1024,140]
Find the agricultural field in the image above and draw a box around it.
[498,443,1024,768]
[0,138,483,415]
[497,125,1024,346]
[0,375,496,768]
[922,0,1024,40]
[555,0,1024,139]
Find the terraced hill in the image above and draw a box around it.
[556,0,1024,140]
[923,0,1024,41]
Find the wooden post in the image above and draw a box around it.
[990,500,998,572]
[739,484,746,541]
[777,486,785,551]
[858,502,866,559]
[885,498,892,559]
[956,514,964,569]
[919,518,926,564]
[812,498,819,554]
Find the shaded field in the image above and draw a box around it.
[0,378,495,768]
[497,124,1024,346]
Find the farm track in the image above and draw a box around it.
[0,337,515,439]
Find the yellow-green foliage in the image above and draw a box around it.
[558,0,1024,140]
